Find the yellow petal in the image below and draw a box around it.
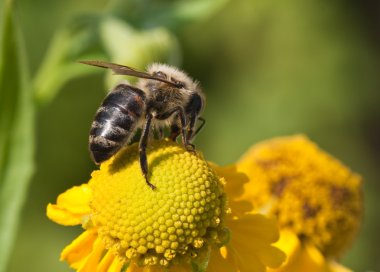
[47,184,92,226]
[207,246,239,272]
[60,229,97,269]
[78,235,105,272]
[226,243,266,272]
[211,163,255,217]
[56,184,92,213]
[328,261,352,272]
[225,214,286,271]
[270,231,331,272]
[97,250,117,272]
[125,263,185,272]
[61,228,126,272]
[210,163,249,199]
[46,203,83,226]
[126,263,143,272]
[108,257,124,272]
[256,245,289,269]
[227,214,280,246]
[271,231,300,265]
[126,263,161,272]
[168,263,192,272]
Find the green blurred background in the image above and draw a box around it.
[3,0,380,271]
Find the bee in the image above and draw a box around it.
[80,60,206,189]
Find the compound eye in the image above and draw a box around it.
[153,71,167,79]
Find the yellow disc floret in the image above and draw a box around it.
[89,139,228,269]
[237,135,363,258]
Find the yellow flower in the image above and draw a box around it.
[235,135,363,272]
[47,139,285,271]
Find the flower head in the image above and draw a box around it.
[47,139,285,271]
[235,135,363,271]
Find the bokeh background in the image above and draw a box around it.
[2,0,379,271]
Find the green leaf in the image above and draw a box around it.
[34,15,105,106]
[172,0,229,23]
[0,0,35,271]
[111,0,229,31]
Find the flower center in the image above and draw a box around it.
[238,135,363,258]
[89,139,228,268]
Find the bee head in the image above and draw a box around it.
[139,63,199,93]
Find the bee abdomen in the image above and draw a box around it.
[89,135,122,164]
[89,84,146,164]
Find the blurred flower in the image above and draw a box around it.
[47,139,285,271]
[234,135,363,272]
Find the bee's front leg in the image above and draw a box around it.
[169,122,180,141]
[139,113,156,190]
[175,108,196,153]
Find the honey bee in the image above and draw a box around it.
[80,60,206,189]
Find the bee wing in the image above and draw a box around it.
[79,60,179,87]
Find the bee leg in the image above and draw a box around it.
[184,117,205,152]
[185,143,196,152]
[193,117,206,138]
[158,127,164,140]
[184,117,205,151]
[185,114,197,142]
[186,114,205,141]
[169,123,180,141]
[184,93,204,147]
[176,108,196,153]
[157,107,193,151]
[139,113,156,190]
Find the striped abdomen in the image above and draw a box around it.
[89,84,146,164]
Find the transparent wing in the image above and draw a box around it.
[79,60,179,87]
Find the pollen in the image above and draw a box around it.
[89,139,228,269]
[237,135,363,258]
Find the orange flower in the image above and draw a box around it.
[235,135,363,272]
[47,139,285,271]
